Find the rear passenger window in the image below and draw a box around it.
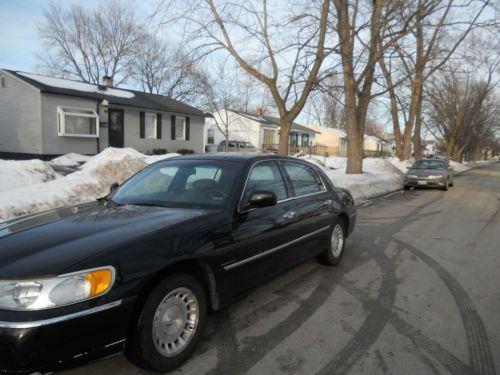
[245,162,288,201]
[282,162,325,196]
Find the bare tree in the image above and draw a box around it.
[330,0,417,173]
[161,0,330,155]
[38,1,144,85]
[201,61,256,151]
[379,0,493,160]
[426,70,499,161]
[130,33,207,104]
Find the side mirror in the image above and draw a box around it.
[406,166,411,170]
[246,190,277,209]
[109,182,119,193]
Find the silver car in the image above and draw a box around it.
[404,159,454,191]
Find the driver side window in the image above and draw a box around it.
[245,161,288,201]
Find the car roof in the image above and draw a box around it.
[171,153,302,162]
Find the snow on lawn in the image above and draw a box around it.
[307,155,404,203]
[49,153,92,167]
[0,159,60,193]
[0,148,179,221]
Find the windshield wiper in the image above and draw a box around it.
[98,196,121,207]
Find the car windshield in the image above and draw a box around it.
[112,159,240,208]
[410,160,446,170]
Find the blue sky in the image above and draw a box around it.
[0,0,148,73]
[0,0,45,72]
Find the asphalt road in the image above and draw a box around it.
[64,162,500,375]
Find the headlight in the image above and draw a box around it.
[0,267,115,311]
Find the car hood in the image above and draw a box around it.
[0,201,214,278]
[406,168,445,177]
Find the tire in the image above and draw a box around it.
[403,185,410,191]
[125,273,207,373]
[318,219,346,266]
[441,179,449,191]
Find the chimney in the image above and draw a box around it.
[102,75,113,87]
[256,107,264,116]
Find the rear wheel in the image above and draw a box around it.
[125,273,207,373]
[318,219,346,266]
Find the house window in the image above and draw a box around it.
[57,107,99,137]
[207,129,215,144]
[145,112,157,139]
[176,117,186,140]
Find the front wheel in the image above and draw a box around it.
[318,219,346,266]
[125,273,207,373]
[441,179,449,191]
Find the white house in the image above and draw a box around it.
[205,109,318,152]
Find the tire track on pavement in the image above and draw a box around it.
[393,238,496,375]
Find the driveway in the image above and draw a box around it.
[63,162,500,375]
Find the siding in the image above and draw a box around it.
[0,71,42,154]
[41,93,100,155]
[120,107,205,153]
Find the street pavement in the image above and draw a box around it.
[63,162,500,375]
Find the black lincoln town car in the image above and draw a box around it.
[0,154,356,374]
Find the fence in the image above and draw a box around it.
[261,144,391,158]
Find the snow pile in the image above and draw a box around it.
[306,155,404,203]
[0,159,60,192]
[449,160,470,173]
[388,157,412,173]
[50,153,91,167]
[0,148,179,221]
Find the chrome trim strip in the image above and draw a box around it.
[224,225,330,271]
[0,300,122,329]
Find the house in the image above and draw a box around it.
[0,69,206,158]
[306,124,392,157]
[205,109,318,153]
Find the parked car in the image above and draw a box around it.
[217,140,257,152]
[404,159,454,191]
[0,154,356,374]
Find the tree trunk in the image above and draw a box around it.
[413,89,424,160]
[278,120,291,155]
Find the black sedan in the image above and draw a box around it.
[0,153,356,374]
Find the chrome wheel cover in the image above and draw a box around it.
[331,224,344,257]
[152,287,199,357]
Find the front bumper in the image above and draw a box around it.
[404,177,445,188]
[0,298,134,374]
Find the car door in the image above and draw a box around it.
[229,160,301,289]
[280,161,337,262]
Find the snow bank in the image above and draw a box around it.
[306,155,404,203]
[50,153,91,167]
[0,159,60,192]
[0,148,179,221]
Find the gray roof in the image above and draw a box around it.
[229,110,319,134]
[4,69,205,117]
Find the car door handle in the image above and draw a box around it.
[282,211,296,219]
[323,199,333,206]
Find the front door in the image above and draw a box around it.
[231,161,301,289]
[108,109,124,147]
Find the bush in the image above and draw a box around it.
[152,148,167,155]
[177,149,195,155]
